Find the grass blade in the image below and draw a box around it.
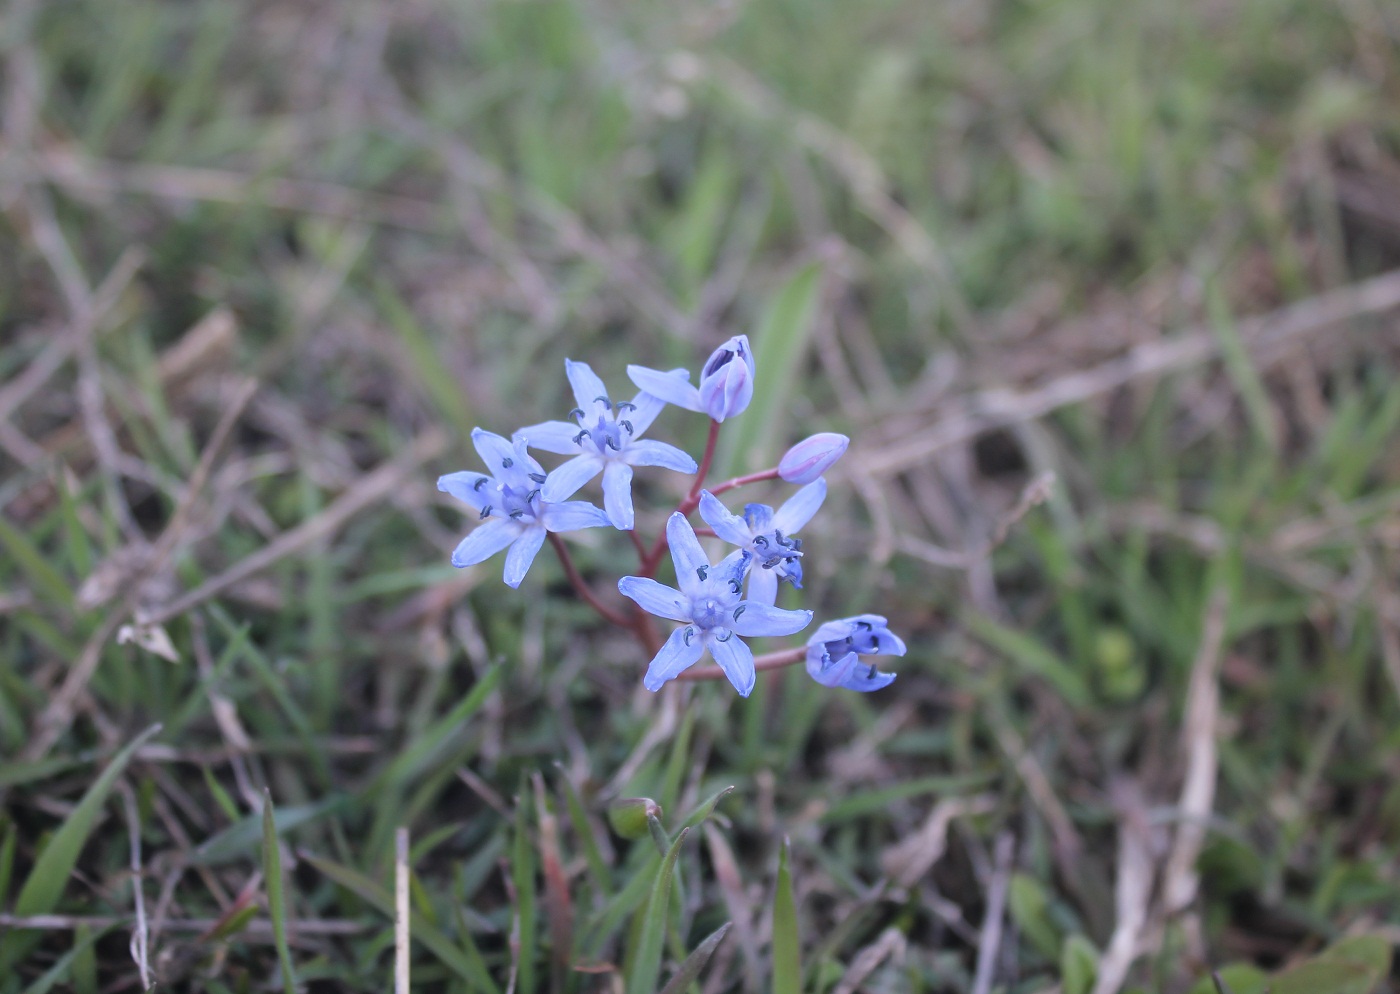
[263,790,298,994]
[626,827,689,994]
[772,838,800,994]
[659,922,732,994]
[19,924,114,994]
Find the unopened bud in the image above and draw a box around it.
[607,797,663,840]
[778,432,849,484]
[697,335,755,422]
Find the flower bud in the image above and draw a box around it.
[607,797,662,839]
[697,335,755,422]
[778,432,849,484]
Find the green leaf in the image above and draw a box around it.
[19,924,114,994]
[659,922,732,994]
[301,851,502,994]
[1268,934,1390,994]
[376,279,476,441]
[0,514,75,611]
[1060,935,1098,994]
[627,827,689,994]
[262,790,298,994]
[1008,873,1061,961]
[194,796,348,866]
[772,838,801,994]
[717,261,824,477]
[370,665,501,792]
[964,612,1091,707]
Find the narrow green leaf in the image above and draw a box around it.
[262,790,298,994]
[772,838,800,994]
[677,785,735,831]
[376,279,476,440]
[658,922,732,994]
[717,261,824,477]
[555,766,610,892]
[72,924,98,994]
[512,786,538,994]
[0,820,16,905]
[1206,279,1279,454]
[647,813,672,856]
[14,724,160,916]
[370,665,502,792]
[18,924,113,994]
[1060,934,1098,994]
[964,612,1091,707]
[626,827,689,994]
[194,796,348,866]
[0,515,75,611]
[302,851,502,994]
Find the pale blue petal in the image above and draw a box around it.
[542,455,603,502]
[643,626,706,691]
[451,519,521,567]
[622,369,683,436]
[745,565,779,606]
[711,548,751,597]
[515,420,585,456]
[808,650,896,692]
[772,479,827,535]
[698,491,752,547]
[541,500,611,532]
[618,576,690,622]
[471,428,517,475]
[705,632,756,697]
[502,525,547,588]
[731,602,811,638]
[565,358,611,412]
[627,365,701,412]
[438,471,492,512]
[666,512,709,596]
[602,461,635,530]
[624,439,698,474]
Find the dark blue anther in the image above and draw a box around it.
[716,630,732,642]
[473,477,487,491]
[683,626,695,646]
[568,407,585,422]
[753,535,769,549]
[728,579,742,594]
[605,435,621,451]
[762,555,783,569]
[620,420,633,434]
[616,401,636,412]
[529,472,547,484]
[573,430,589,445]
[733,605,747,620]
[594,395,611,410]
[695,565,708,581]
[479,505,492,519]
[502,458,514,469]
[526,489,540,502]
[856,620,873,631]
[509,509,524,519]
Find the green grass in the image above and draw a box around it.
[3,0,1400,990]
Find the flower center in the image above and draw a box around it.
[569,398,635,455]
[691,597,727,630]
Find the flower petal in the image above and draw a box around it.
[704,631,756,697]
[745,564,779,606]
[565,359,612,412]
[731,602,811,638]
[602,461,635,530]
[515,420,585,456]
[627,365,701,412]
[624,439,698,474]
[772,479,827,535]
[502,525,546,588]
[450,519,521,568]
[618,576,690,622]
[471,428,517,475]
[643,625,707,692]
[541,500,611,532]
[438,471,493,512]
[542,454,603,502]
[622,370,685,436]
[698,491,752,547]
[807,649,896,692]
[666,512,709,596]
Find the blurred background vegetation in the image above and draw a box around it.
[3,0,1400,990]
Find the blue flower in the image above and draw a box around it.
[805,615,904,691]
[515,360,697,531]
[618,513,812,696]
[438,428,611,588]
[627,335,755,423]
[697,481,826,606]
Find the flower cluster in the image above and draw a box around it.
[438,335,903,696]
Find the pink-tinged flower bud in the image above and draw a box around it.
[778,432,849,484]
[696,335,755,422]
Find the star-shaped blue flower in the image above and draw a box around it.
[618,513,812,696]
[439,428,611,588]
[697,480,826,606]
[516,360,697,531]
[805,614,904,691]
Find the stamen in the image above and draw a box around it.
[733,605,747,620]
[683,626,695,646]
[594,395,612,410]
[502,458,514,468]
[568,407,585,422]
[715,630,732,642]
[472,477,487,491]
[479,505,492,519]
[762,555,783,569]
[573,430,589,445]
[774,530,789,546]
[695,565,708,581]
[529,472,547,484]
[616,401,636,412]
[856,620,873,631]
[509,509,524,519]
[753,535,769,549]
[620,419,633,434]
[867,663,877,679]
[526,489,541,502]
[728,579,742,594]
[605,435,621,451]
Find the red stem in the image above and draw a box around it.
[673,645,806,682]
[641,419,721,575]
[548,533,632,629]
